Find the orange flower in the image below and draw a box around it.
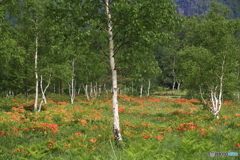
[0,131,5,137]
[208,126,217,131]
[65,143,71,148]
[47,142,54,149]
[80,119,87,126]
[199,129,207,132]
[135,100,143,105]
[156,136,163,140]
[235,143,240,147]
[74,132,82,136]
[201,132,206,137]
[123,131,133,136]
[159,131,165,135]
[143,135,151,139]
[89,139,97,143]
[118,107,125,112]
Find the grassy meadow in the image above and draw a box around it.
[0,94,240,160]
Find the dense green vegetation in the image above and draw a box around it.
[0,0,239,102]
[175,0,240,18]
[1,0,240,158]
[0,95,240,159]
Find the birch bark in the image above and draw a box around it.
[105,0,122,141]
[69,60,75,104]
[38,75,51,112]
[83,84,90,101]
[147,79,151,96]
[34,23,39,113]
[140,85,143,97]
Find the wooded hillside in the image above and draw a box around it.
[175,0,240,18]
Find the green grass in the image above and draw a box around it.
[0,94,239,159]
[152,89,187,98]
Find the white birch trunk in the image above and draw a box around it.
[172,81,176,90]
[94,82,97,98]
[69,60,75,104]
[106,0,122,141]
[83,84,90,101]
[104,83,108,95]
[177,82,181,90]
[209,58,225,119]
[147,79,151,96]
[210,86,222,119]
[90,82,93,98]
[172,56,176,90]
[77,86,81,94]
[140,85,143,97]
[38,74,51,112]
[202,58,225,119]
[34,28,39,113]
[99,84,101,96]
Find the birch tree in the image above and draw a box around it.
[177,2,240,119]
[51,0,179,142]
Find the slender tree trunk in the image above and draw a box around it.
[172,81,176,90]
[104,83,108,95]
[172,55,176,90]
[94,82,98,97]
[69,60,75,104]
[140,84,143,97]
[210,58,225,119]
[34,29,39,113]
[90,82,93,98]
[83,84,90,101]
[77,86,81,94]
[147,79,151,96]
[177,82,181,90]
[59,80,64,95]
[99,84,101,96]
[106,0,122,142]
[210,86,222,119]
[38,74,51,112]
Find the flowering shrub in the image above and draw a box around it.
[177,122,198,132]
[25,122,60,134]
